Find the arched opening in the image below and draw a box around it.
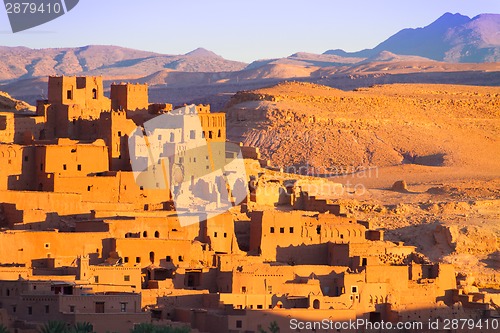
[143,231,148,238]
[92,88,97,99]
[149,251,155,263]
[154,231,160,238]
[313,299,320,309]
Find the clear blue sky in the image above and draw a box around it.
[0,0,499,62]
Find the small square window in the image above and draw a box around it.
[178,256,184,262]
[280,227,284,234]
[136,257,141,263]
[94,276,99,283]
[124,257,129,263]
[224,232,227,238]
[124,275,130,282]
[351,286,358,293]
[77,164,82,171]
[270,227,275,233]
[213,232,218,238]
[289,227,294,233]
[69,305,75,313]
[166,256,171,262]
[44,243,50,249]
[63,164,67,170]
[236,320,242,328]
[120,303,127,312]
[118,131,122,137]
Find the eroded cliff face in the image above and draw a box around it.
[224,82,500,174]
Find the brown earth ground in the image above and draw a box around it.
[226,82,500,289]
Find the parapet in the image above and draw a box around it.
[174,104,211,114]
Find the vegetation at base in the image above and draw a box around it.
[258,321,280,333]
[130,323,190,333]
[37,321,94,333]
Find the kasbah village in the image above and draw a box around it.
[0,76,498,333]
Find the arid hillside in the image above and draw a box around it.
[225,82,500,174]
[0,91,34,112]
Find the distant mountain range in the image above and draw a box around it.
[325,13,500,62]
[0,12,498,85]
[0,13,498,109]
[0,45,247,82]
